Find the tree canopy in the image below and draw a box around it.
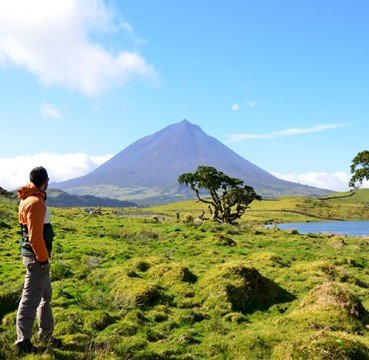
[178,165,261,224]
[349,150,369,189]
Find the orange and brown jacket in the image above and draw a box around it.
[17,182,49,263]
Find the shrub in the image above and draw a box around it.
[182,214,194,224]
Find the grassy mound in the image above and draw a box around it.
[291,261,367,289]
[147,262,198,307]
[199,260,294,314]
[272,331,369,360]
[0,284,22,320]
[299,282,367,321]
[249,252,288,267]
[211,233,237,246]
[110,276,168,310]
[329,235,347,248]
[285,282,368,334]
[100,258,174,310]
[148,262,198,284]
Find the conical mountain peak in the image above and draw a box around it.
[167,119,202,133]
[54,120,331,203]
[178,119,198,127]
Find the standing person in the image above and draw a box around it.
[15,167,61,354]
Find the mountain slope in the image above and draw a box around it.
[46,189,137,208]
[54,120,331,203]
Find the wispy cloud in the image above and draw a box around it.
[231,103,240,111]
[226,123,350,143]
[246,100,257,108]
[40,102,63,120]
[121,21,133,33]
[0,152,113,190]
[271,171,355,191]
[120,20,147,45]
[0,1,156,97]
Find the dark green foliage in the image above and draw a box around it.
[349,150,369,188]
[0,220,11,229]
[178,165,261,223]
[0,187,15,199]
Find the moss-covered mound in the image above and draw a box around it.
[329,235,347,248]
[199,260,294,314]
[292,261,367,288]
[286,282,368,334]
[112,278,168,309]
[212,233,237,247]
[148,262,197,285]
[249,252,288,267]
[272,331,369,360]
[102,260,172,310]
[0,284,22,319]
[300,282,367,321]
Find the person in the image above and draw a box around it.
[14,166,61,354]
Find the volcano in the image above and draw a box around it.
[53,120,330,204]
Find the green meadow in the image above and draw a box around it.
[2,191,369,359]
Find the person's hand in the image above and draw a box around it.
[39,260,49,267]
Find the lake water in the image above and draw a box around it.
[269,220,369,237]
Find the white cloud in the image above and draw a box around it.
[40,102,63,120]
[226,123,350,143]
[271,171,355,191]
[0,152,113,190]
[0,0,156,97]
[231,103,239,111]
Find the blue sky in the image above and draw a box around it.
[0,0,368,191]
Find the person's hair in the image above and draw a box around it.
[29,166,49,189]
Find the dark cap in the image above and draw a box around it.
[29,166,49,189]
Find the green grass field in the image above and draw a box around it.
[1,191,369,359]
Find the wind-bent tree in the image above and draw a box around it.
[349,150,369,189]
[178,166,261,224]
